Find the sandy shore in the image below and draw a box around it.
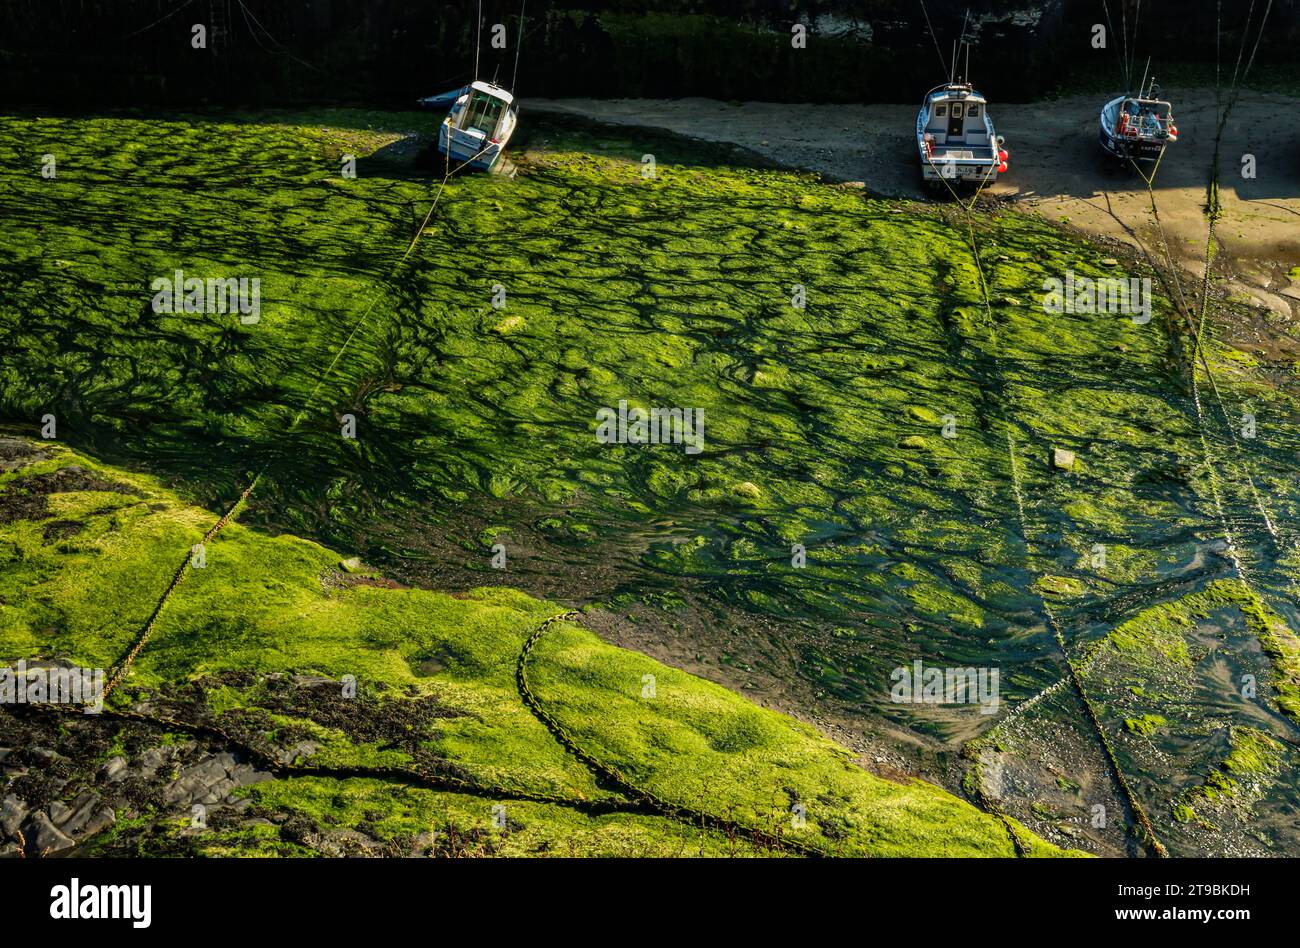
[528,91,1300,322]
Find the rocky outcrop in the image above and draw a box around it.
[1,789,115,857]
[162,752,272,809]
[0,727,270,857]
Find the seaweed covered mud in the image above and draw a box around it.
[0,438,1073,857]
[0,109,1297,857]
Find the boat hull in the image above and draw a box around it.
[438,122,508,171]
[1099,125,1166,162]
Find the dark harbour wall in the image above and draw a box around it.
[0,0,1296,108]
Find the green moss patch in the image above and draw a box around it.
[0,442,1074,856]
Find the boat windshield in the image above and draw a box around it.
[458,91,505,136]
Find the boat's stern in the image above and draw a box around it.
[439,120,503,171]
[918,142,1001,185]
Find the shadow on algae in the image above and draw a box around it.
[1,108,1298,855]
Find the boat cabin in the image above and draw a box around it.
[920,84,994,158]
[447,81,515,143]
[916,82,1005,186]
[421,79,518,172]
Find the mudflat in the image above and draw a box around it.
[529,90,1300,320]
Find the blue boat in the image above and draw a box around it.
[1099,84,1178,163]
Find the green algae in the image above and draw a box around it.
[1065,579,1300,849]
[1220,726,1286,778]
[979,570,1300,854]
[234,777,782,858]
[1172,726,1285,826]
[0,441,1076,856]
[1082,579,1300,722]
[0,110,1216,670]
[1124,714,1167,737]
[2,107,1299,855]
[1035,575,1087,599]
[1241,594,1300,722]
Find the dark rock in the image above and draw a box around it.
[163,752,271,807]
[23,812,74,855]
[51,791,101,836]
[138,746,174,779]
[0,438,48,473]
[0,795,28,837]
[280,741,319,765]
[82,806,115,838]
[99,756,128,782]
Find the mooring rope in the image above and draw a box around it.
[1127,0,1282,575]
[48,127,834,857]
[101,138,497,696]
[102,478,260,698]
[514,611,831,857]
[978,0,1287,857]
[922,148,1167,856]
[10,673,655,826]
[1188,0,1282,546]
[916,0,951,77]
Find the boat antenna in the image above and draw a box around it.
[917,0,950,76]
[473,0,482,81]
[1138,55,1150,97]
[956,8,970,83]
[965,40,970,83]
[1119,0,1130,90]
[511,0,526,90]
[950,41,957,84]
[1131,0,1143,89]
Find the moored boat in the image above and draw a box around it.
[917,80,1007,189]
[420,80,518,173]
[1099,80,1178,163]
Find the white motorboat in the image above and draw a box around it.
[420,80,518,173]
[917,81,1007,189]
